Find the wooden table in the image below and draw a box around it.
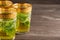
[15,4,60,40]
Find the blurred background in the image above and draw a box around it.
[12,0,60,40]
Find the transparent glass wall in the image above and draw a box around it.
[0,0,32,40]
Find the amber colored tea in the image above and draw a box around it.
[13,3,32,33]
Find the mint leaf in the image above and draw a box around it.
[17,13,28,23]
[20,21,30,27]
[3,20,16,37]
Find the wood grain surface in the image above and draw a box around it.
[11,0,60,4]
[15,4,60,40]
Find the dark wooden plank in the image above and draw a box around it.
[11,0,60,4]
[15,4,60,40]
[29,0,60,4]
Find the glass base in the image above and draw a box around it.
[16,31,29,35]
[0,39,14,40]
[0,37,15,40]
